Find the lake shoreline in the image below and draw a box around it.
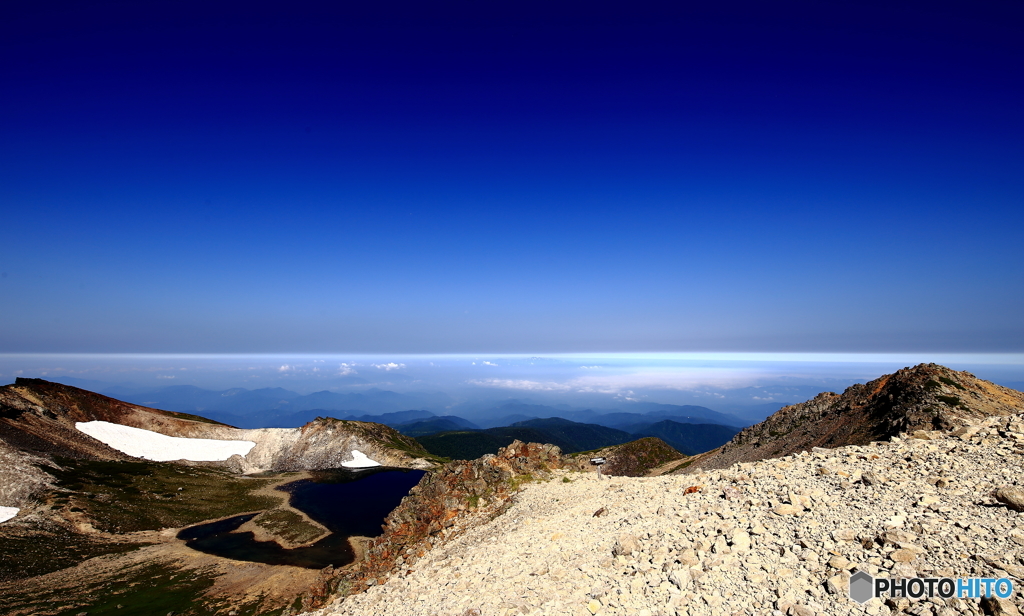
[177,468,426,570]
[239,471,333,549]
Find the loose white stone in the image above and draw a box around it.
[303,412,1024,616]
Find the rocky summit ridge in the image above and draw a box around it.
[682,363,1024,473]
[307,411,1024,616]
[303,441,566,607]
[302,364,1024,616]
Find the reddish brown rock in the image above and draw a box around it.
[305,440,563,607]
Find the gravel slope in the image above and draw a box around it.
[310,414,1024,616]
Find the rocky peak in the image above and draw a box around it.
[1,379,161,461]
[6,378,222,427]
[305,440,563,608]
[682,363,1024,472]
[564,437,685,477]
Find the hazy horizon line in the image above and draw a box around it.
[3,352,1024,363]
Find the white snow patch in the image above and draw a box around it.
[75,421,256,462]
[341,450,381,468]
[0,507,19,523]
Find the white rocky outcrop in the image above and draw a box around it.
[310,414,1024,616]
[204,423,422,473]
[0,439,52,508]
[73,419,427,473]
[0,506,19,523]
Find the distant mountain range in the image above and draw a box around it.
[507,418,634,451]
[197,408,440,430]
[627,420,742,456]
[388,416,480,437]
[87,384,456,417]
[184,408,737,459]
[35,379,751,429]
[32,379,756,458]
[413,416,739,459]
[466,400,743,428]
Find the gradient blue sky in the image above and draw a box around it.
[2,1,1022,353]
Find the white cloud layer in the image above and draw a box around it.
[469,367,767,394]
[468,379,573,392]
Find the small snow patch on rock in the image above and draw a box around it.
[341,450,382,468]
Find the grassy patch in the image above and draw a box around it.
[252,509,324,545]
[606,438,685,477]
[936,395,963,408]
[0,526,144,583]
[160,410,225,425]
[507,472,538,492]
[3,537,298,616]
[389,435,448,464]
[321,418,448,464]
[668,458,695,474]
[45,458,277,533]
[928,377,966,393]
[939,376,966,391]
[568,438,686,476]
[330,577,353,600]
[2,561,215,616]
[416,431,512,461]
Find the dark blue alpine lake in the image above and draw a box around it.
[177,467,425,569]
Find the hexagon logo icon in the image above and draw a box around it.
[849,571,874,604]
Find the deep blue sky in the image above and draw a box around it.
[2,1,1022,353]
